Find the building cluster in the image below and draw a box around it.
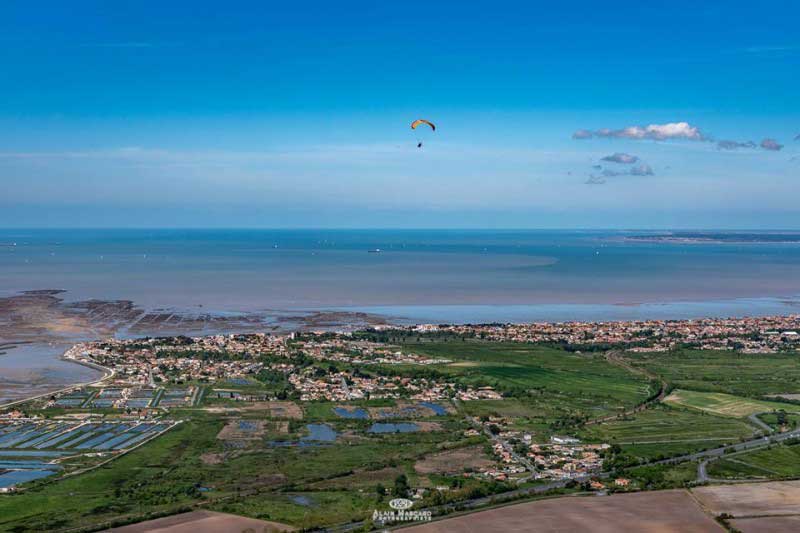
[471,417,606,482]
[398,315,800,353]
[291,337,451,365]
[288,367,499,402]
[65,333,500,403]
[65,338,267,386]
[526,442,607,480]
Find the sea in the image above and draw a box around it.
[2,228,800,321]
[2,228,800,402]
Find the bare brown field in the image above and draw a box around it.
[200,452,224,465]
[246,401,303,419]
[693,480,800,516]
[403,490,723,533]
[201,406,242,413]
[270,420,290,434]
[729,515,800,533]
[216,419,266,441]
[766,393,800,401]
[415,446,495,475]
[416,421,443,432]
[109,510,293,532]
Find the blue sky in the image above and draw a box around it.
[1,1,798,228]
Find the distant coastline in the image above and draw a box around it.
[625,231,800,244]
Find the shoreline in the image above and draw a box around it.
[2,291,800,409]
[0,345,114,410]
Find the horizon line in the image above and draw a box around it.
[3,227,800,232]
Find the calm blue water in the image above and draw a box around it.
[301,424,338,442]
[0,450,67,458]
[268,424,338,447]
[3,228,798,403]
[368,422,420,433]
[0,460,60,469]
[2,228,800,320]
[419,402,448,416]
[0,469,57,488]
[333,407,370,419]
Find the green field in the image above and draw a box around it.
[627,349,800,396]
[0,409,473,532]
[579,405,756,460]
[11,340,800,531]
[622,461,699,490]
[757,411,800,430]
[664,389,800,418]
[0,418,220,532]
[707,441,800,480]
[402,341,653,420]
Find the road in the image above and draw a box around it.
[190,385,204,406]
[325,425,800,532]
[748,412,774,434]
[656,426,800,468]
[340,376,352,399]
[324,474,591,532]
[466,415,537,475]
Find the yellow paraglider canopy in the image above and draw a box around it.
[410,119,436,131]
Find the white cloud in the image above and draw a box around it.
[578,122,706,141]
[643,122,704,140]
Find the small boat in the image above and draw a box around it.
[368,248,382,253]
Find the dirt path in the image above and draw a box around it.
[584,350,668,426]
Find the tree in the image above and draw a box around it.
[394,474,410,498]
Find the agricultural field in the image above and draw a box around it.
[692,480,800,517]
[108,510,291,533]
[579,405,756,460]
[414,445,495,475]
[707,441,800,480]
[401,342,653,420]
[626,349,800,397]
[403,489,722,533]
[664,389,800,418]
[729,515,800,533]
[621,461,699,490]
[9,336,800,532]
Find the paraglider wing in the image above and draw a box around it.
[411,119,436,131]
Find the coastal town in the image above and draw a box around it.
[398,314,800,353]
[63,334,504,403]
[45,313,799,414]
[4,313,800,529]
[24,312,793,490]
